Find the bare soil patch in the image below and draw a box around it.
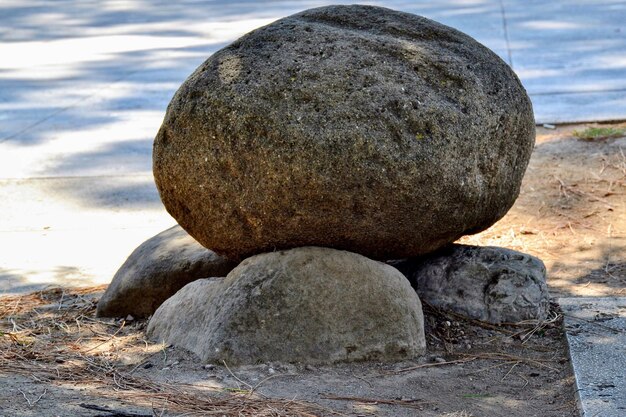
[2,122,624,417]
[461,121,626,298]
[0,287,575,417]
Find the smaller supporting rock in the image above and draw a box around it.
[96,225,237,318]
[147,246,426,365]
[394,245,550,324]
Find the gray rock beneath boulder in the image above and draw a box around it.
[147,246,426,365]
[96,225,237,318]
[393,245,550,324]
[153,5,535,261]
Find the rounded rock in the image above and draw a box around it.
[153,5,535,260]
[96,225,237,318]
[394,244,550,324]
[147,247,426,365]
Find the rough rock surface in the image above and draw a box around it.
[147,247,426,364]
[96,225,237,318]
[153,5,535,260]
[393,245,550,324]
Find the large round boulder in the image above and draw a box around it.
[153,5,535,260]
[147,247,426,364]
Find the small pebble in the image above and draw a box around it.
[203,364,217,370]
[445,321,451,327]
[435,357,446,363]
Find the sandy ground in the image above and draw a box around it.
[1,122,624,417]
[461,122,626,298]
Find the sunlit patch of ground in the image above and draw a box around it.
[460,121,626,298]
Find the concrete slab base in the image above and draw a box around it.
[559,297,626,417]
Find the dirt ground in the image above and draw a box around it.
[1,122,624,417]
[460,122,626,298]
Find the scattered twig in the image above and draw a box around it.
[222,360,255,392]
[424,299,562,334]
[456,352,560,372]
[79,403,152,417]
[83,320,126,353]
[391,357,477,374]
[554,175,614,209]
[465,360,517,376]
[562,313,625,334]
[350,373,373,387]
[321,394,428,409]
[501,362,519,381]
[512,311,562,344]
[518,373,530,389]
[18,388,47,407]
[250,373,293,394]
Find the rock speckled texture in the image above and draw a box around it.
[394,245,550,323]
[147,247,426,364]
[153,5,535,260]
[96,225,237,318]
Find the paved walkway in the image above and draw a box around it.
[560,298,626,417]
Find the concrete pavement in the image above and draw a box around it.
[560,298,626,417]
